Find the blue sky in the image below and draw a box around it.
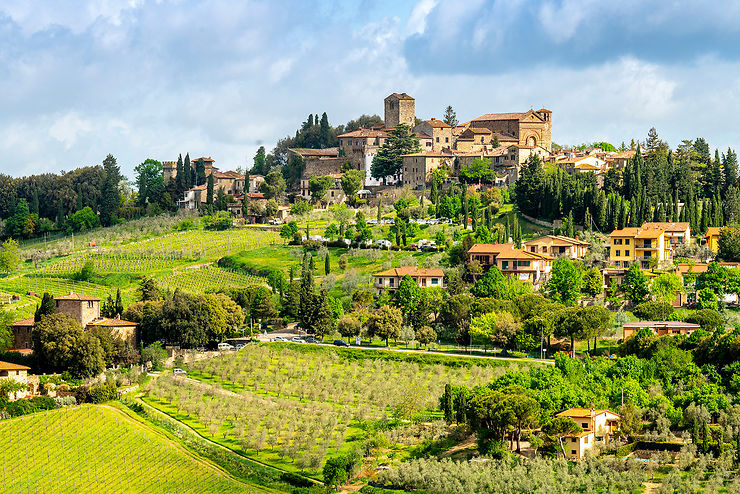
[1,0,740,180]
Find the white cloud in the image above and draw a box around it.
[49,113,93,149]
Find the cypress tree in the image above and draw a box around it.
[115,288,124,316]
[703,421,710,453]
[176,154,184,193]
[195,159,206,186]
[618,197,627,230]
[724,148,738,197]
[673,189,679,222]
[184,153,192,189]
[324,254,330,276]
[206,174,214,206]
[584,208,592,231]
[505,216,510,242]
[700,199,709,233]
[692,418,699,445]
[319,112,330,148]
[377,198,382,222]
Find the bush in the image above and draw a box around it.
[77,380,118,404]
[54,396,77,408]
[1,396,56,418]
[141,342,168,371]
[323,449,362,490]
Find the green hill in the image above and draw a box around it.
[0,405,256,493]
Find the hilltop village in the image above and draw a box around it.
[2,91,740,493]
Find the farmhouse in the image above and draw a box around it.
[0,361,32,401]
[555,408,620,459]
[8,293,138,351]
[373,267,445,295]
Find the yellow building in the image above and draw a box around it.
[555,408,620,459]
[609,222,691,269]
[704,227,724,252]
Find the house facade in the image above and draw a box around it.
[468,243,553,286]
[608,222,690,269]
[524,235,589,259]
[413,119,453,152]
[0,361,32,401]
[373,267,445,295]
[704,227,724,252]
[555,408,620,459]
[401,151,454,188]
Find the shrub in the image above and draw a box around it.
[323,448,362,490]
[54,396,77,408]
[78,380,118,404]
[633,301,673,321]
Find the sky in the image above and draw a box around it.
[2,0,740,181]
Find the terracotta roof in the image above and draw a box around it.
[402,150,455,158]
[705,227,724,237]
[11,317,35,327]
[373,267,444,278]
[607,151,636,159]
[425,118,451,128]
[556,408,619,419]
[634,229,664,239]
[55,292,101,302]
[87,317,138,327]
[0,361,30,371]
[414,131,432,139]
[564,430,595,438]
[194,157,215,163]
[676,262,740,274]
[471,112,526,122]
[623,321,699,329]
[609,227,641,237]
[468,243,552,261]
[337,129,388,138]
[386,92,414,101]
[525,235,588,247]
[642,222,689,232]
[289,148,340,157]
[244,192,265,199]
[212,171,245,180]
[536,108,552,113]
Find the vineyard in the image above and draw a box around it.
[145,345,504,478]
[0,405,253,493]
[36,251,187,276]
[157,265,266,294]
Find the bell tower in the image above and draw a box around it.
[384,92,415,128]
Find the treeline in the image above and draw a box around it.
[1,155,123,239]
[515,130,740,234]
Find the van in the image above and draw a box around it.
[218,343,234,351]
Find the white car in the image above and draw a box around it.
[291,337,306,343]
[217,342,234,351]
[272,336,288,342]
[173,368,187,375]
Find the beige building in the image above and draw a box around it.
[56,292,101,327]
[212,170,245,197]
[300,173,347,205]
[0,361,32,401]
[559,155,607,174]
[468,243,553,286]
[414,119,453,152]
[248,174,265,193]
[87,315,138,347]
[10,317,34,349]
[524,235,589,258]
[469,109,552,151]
[456,144,550,186]
[384,92,415,129]
[373,267,445,295]
[555,408,620,459]
[401,151,454,188]
[604,150,636,170]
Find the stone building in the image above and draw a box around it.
[0,361,32,401]
[413,118,453,152]
[8,292,139,351]
[401,150,454,188]
[469,109,552,151]
[384,92,415,129]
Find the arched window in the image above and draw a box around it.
[527,136,536,147]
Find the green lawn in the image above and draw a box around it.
[0,405,254,493]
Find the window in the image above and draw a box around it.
[502,261,509,269]
[436,137,439,142]
[445,137,449,143]
[582,423,588,428]
[88,301,94,308]
[625,250,630,256]
[613,239,622,245]
[431,278,438,285]
[615,250,621,257]
[389,278,395,287]
[517,260,530,267]
[625,239,630,245]
[584,436,589,444]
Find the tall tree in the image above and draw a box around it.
[319,112,331,148]
[546,258,583,306]
[175,154,184,193]
[99,154,122,227]
[195,158,206,186]
[206,173,214,206]
[443,106,458,127]
[252,146,267,175]
[184,153,192,189]
[371,124,420,184]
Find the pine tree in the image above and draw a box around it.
[724,148,738,198]
[443,106,458,127]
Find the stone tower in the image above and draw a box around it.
[384,93,415,129]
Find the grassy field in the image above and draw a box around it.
[144,344,534,480]
[0,405,255,493]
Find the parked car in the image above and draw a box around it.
[291,337,306,343]
[235,343,245,350]
[217,342,234,351]
[272,336,288,342]
[333,339,350,347]
[304,336,319,344]
[173,368,187,375]
[269,218,284,225]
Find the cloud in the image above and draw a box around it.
[403,0,740,74]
